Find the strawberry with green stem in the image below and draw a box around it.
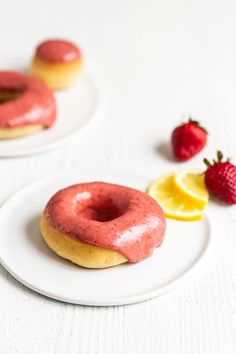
[204,151,236,205]
[171,118,208,161]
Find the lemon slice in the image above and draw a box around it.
[147,173,202,221]
[174,171,208,210]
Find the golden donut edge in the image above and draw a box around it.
[40,213,128,269]
[30,57,83,90]
[0,125,44,139]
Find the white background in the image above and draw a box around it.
[0,0,236,353]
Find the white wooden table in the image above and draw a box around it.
[0,1,236,353]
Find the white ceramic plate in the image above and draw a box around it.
[0,169,211,306]
[0,75,98,157]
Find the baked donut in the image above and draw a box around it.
[30,39,82,90]
[0,71,56,139]
[40,182,166,269]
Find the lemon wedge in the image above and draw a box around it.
[147,173,202,221]
[174,171,208,210]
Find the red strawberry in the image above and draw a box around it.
[204,151,236,205]
[171,118,207,161]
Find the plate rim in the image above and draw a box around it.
[0,169,211,306]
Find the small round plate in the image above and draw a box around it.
[0,75,98,157]
[0,169,211,306]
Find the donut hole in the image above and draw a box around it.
[77,197,129,222]
[0,89,23,104]
[91,203,124,222]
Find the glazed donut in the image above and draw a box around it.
[40,182,166,269]
[0,71,56,139]
[30,39,82,90]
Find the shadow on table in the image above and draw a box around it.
[155,141,175,162]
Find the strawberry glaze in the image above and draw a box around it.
[44,182,166,263]
[36,39,81,63]
[0,71,56,128]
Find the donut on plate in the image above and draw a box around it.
[40,182,166,269]
[30,39,82,90]
[0,71,56,139]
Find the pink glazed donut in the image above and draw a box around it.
[30,39,83,89]
[0,71,56,138]
[40,182,166,268]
